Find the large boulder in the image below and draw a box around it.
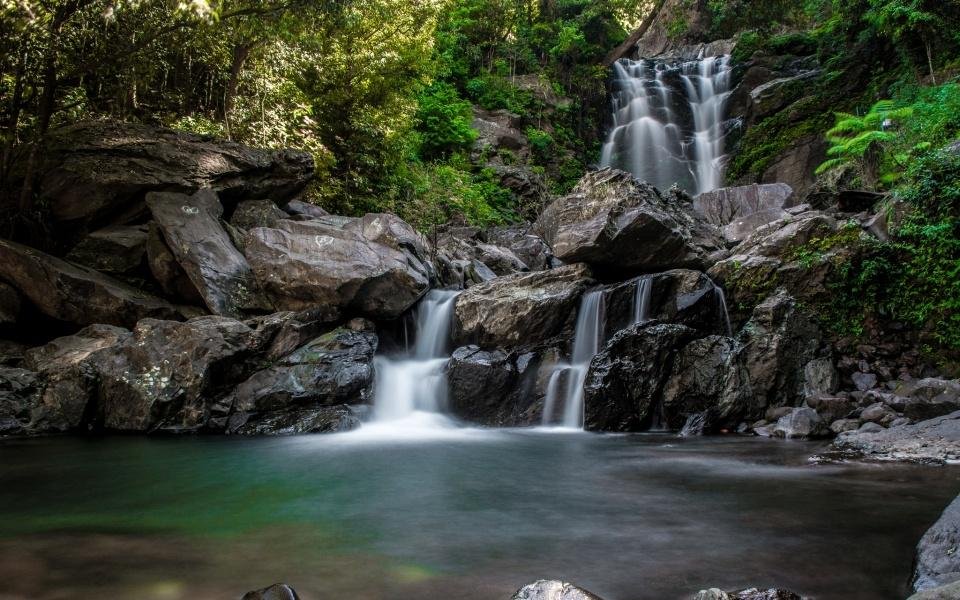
[445,346,543,426]
[145,223,203,303]
[486,225,557,271]
[824,410,960,464]
[914,494,960,592]
[229,198,290,230]
[224,326,377,429]
[512,580,606,600]
[772,407,830,439]
[693,183,796,244]
[907,582,960,600]
[244,214,431,319]
[0,282,21,327]
[887,378,960,422]
[453,264,591,348]
[583,323,698,431]
[533,169,724,273]
[147,189,270,317]
[602,270,730,336]
[20,120,313,227]
[0,238,188,328]
[0,367,42,435]
[64,224,149,274]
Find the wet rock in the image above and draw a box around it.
[283,199,330,220]
[512,579,606,600]
[146,223,203,303]
[453,264,591,348]
[65,224,149,274]
[694,183,795,244]
[435,230,529,283]
[225,327,377,421]
[486,225,557,272]
[0,238,188,328]
[241,583,301,600]
[0,367,41,435]
[907,581,960,600]
[534,169,725,273]
[230,199,289,230]
[583,323,698,431]
[662,335,754,431]
[773,407,829,439]
[147,189,270,317]
[0,282,21,327]
[824,410,960,464]
[446,346,542,426]
[244,215,430,319]
[18,120,313,227]
[694,589,803,600]
[914,494,960,592]
[230,405,365,435]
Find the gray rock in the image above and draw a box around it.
[147,189,270,317]
[512,579,605,600]
[803,358,838,399]
[534,169,725,272]
[445,346,542,426]
[0,282,21,327]
[283,200,330,220]
[241,583,300,600]
[0,238,189,328]
[773,407,829,439]
[914,494,960,592]
[907,581,960,600]
[453,264,591,348]
[230,405,365,436]
[830,418,860,434]
[230,199,289,230]
[486,225,557,271]
[65,224,149,274]
[860,402,895,424]
[244,215,431,319]
[888,378,960,422]
[858,422,885,434]
[824,410,960,464]
[694,589,803,600]
[806,396,855,423]
[145,223,203,303]
[694,183,795,243]
[0,367,41,436]
[852,371,878,392]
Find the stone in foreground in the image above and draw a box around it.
[512,579,606,600]
[913,493,960,592]
[242,583,300,600]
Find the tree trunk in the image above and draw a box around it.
[223,41,256,140]
[925,38,937,85]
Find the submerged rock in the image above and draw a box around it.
[241,583,301,600]
[534,169,725,273]
[512,579,606,600]
[914,494,960,592]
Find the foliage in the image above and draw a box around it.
[815,99,914,184]
[415,82,477,161]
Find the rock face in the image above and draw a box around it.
[0,238,187,328]
[230,198,290,230]
[65,224,149,274]
[914,494,960,592]
[583,323,698,431]
[244,214,431,319]
[693,183,796,244]
[694,589,802,600]
[21,120,313,227]
[534,169,725,273]
[445,346,542,426]
[825,411,960,464]
[485,225,557,271]
[907,581,960,600]
[0,282,21,327]
[147,189,269,317]
[0,367,42,435]
[512,580,606,600]
[453,264,591,348]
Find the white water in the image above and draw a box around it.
[711,279,733,336]
[634,276,653,324]
[370,290,460,432]
[542,290,606,429]
[600,54,733,195]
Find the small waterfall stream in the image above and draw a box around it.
[634,276,652,324]
[372,290,459,426]
[599,54,733,195]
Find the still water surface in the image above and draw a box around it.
[0,430,957,600]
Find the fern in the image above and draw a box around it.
[816,99,914,185]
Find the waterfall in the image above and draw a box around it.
[542,290,606,429]
[634,276,652,324]
[710,280,733,337]
[373,290,459,423]
[599,54,733,195]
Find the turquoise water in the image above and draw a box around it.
[0,430,957,599]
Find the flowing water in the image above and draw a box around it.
[0,434,957,600]
[542,290,606,428]
[600,55,733,195]
[633,277,652,325]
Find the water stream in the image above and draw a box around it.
[600,54,733,195]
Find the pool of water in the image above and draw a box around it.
[0,426,957,600]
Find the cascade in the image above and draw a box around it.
[634,276,652,324]
[711,280,733,337]
[599,54,733,195]
[542,290,606,429]
[372,289,459,424]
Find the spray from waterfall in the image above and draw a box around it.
[600,54,733,195]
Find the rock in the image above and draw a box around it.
[806,396,854,423]
[0,238,188,328]
[907,581,960,600]
[830,418,860,434]
[738,289,826,414]
[230,405,366,435]
[225,327,377,424]
[694,183,796,244]
[889,378,960,422]
[890,417,912,428]
[244,215,430,319]
[534,169,725,273]
[0,282,21,327]
[583,323,698,431]
[145,223,203,303]
[761,134,828,199]
[453,264,591,348]
[445,346,544,426]
[472,108,528,157]
[824,410,960,464]
[750,71,820,121]
[147,189,270,317]
[0,367,41,435]
[0,340,25,366]
[64,224,149,274]
[803,358,838,399]
[773,407,829,439]
[694,589,802,600]
[230,199,289,230]
[283,199,330,220]
[512,579,606,600]
[662,335,754,431]
[485,225,557,271]
[241,583,300,600]
[435,230,530,282]
[860,402,895,424]
[914,494,960,592]
[851,371,878,392]
[858,422,885,433]
[20,120,313,227]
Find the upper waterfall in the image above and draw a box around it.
[599,54,733,195]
